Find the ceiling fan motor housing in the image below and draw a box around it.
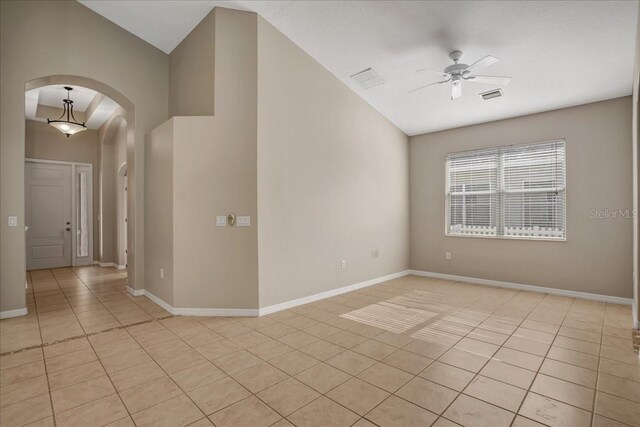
[444,63,469,75]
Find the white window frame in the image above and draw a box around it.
[445,139,567,241]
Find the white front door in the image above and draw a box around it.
[26,162,72,269]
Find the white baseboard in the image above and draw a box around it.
[73,260,93,267]
[409,270,634,306]
[93,261,111,267]
[137,289,259,317]
[141,290,175,313]
[93,261,126,269]
[126,286,145,297]
[633,300,638,329]
[173,307,259,316]
[258,270,412,316]
[122,269,634,320]
[129,270,411,317]
[0,308,28,319]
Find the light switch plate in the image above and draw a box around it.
[237,216,250,227]
[8,216,17,227]
[216,216,227,227]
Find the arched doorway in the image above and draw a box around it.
[24,75,137,287]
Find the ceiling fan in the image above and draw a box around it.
[410,50,511,100]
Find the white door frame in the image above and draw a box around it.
[117,162,128,268]
[26,158,93,267]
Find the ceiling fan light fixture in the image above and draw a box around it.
[410,50,511,100]
[47,86,87,138]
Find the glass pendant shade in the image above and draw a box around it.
[47,86,87,138]
[48,120,87,136]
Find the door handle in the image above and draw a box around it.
[66,227,71,231]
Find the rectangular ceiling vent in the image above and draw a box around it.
[351,68,385,89]
[479,89,503,101]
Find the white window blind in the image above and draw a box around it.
[446,140,566,240]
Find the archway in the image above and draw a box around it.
[24,75,138,289]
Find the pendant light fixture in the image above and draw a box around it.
[47,86,87,137]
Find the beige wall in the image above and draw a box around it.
[147,8,410,311]
[98,117,128,265]
[25,120,98,165]
[256,18,410,308]
[172,118,259,309]
[169,10,215,117]
[410,97,633,298]
[145,119,174,304]
[25,119,100,259]
[1,0,168,312]
[146,10,407,311]
[146,8,259,309]
[172,8,258,309]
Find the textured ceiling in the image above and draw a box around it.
[79,1,638,135]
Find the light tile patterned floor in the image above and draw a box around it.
[0,267,169,354]
[1,267,638,427]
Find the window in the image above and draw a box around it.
[76,171,89,257]
[446,140,566,240]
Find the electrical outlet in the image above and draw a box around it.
[445,252,451,260]
[341,260,347,269]
[160,268,164,279]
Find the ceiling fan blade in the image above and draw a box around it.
[451,82,461,100]
[465,55,499,73]
[408,79,450,93]
[464,75,511,85]
[417,68,449,78]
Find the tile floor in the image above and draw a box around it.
[1,267,639,427]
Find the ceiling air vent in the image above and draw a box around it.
[351,68,385,89]
[479,89,503,100]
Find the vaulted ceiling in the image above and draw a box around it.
[80,0,638,135]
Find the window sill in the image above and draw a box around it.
[445,233,566,242]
